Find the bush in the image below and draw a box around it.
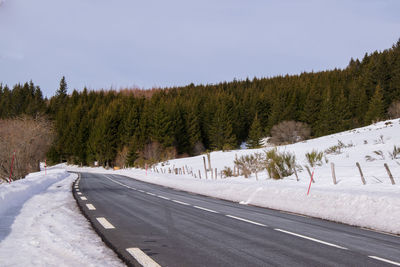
[222,166,234,178]
[265,148,296,179]
[389,145,400,160]
[305,150,324,167]
[270,121,311,145]
[388,101,400,119]
[234,153,265,179]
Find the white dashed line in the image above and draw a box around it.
[157,195,170,200]
[138,190,145,193]
[172,200,190,206]
[146,192,156,196]
[77,192,82,195]
[96,217,115,229]
[275,228,347,250]
[80,196,87,201]
[126,248,161,267]
[86,204,96,210]
[226,215,267,227]
[368,256,400,266]
[193,206,219,213]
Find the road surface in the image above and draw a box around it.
[73,172,400,267]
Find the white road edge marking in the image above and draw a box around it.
[86,204,96,210]
[157,195,170,200]
[172,200,190,206]
[226,215,266,227]
[275,228,347,250]
[126,248,161,267]
[193,206,219,213]
[96,217,115,229]
[369,256,400,266]
[80,196,87,200]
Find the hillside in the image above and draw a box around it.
[64,118,400,234]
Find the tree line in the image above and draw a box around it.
[1,39,400,168]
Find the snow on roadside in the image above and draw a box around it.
[0,170,124,267]
[64,119,400,235]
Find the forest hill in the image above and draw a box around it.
[0,39,399,168]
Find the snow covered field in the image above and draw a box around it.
[64,119,400,235]
[0,169,124,266]
[0,119,399,266]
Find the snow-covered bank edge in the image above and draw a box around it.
[63,165,400,236]
[0,170,124,266]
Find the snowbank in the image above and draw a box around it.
[0,169,124,266]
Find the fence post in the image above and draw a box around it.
[356,162,366,185]
[198,170,201,179]
[215,168,217,179]
[305,166,315,183]
[203,156,208,179]
[331,162,337,185]
[207,153,213,179]
[384,163,395,185]
[293,167,299,181]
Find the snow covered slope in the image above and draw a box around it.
[65,119,400,234]
[0,170,124,266]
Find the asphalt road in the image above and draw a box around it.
[73,172,400,267]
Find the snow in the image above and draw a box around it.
[0,169,124,266]
[64,119,400,235]
[0,119,399,266]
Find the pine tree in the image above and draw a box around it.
[365,84,385,124]
[209,105,236,150]
[247,113,263,148]
[56,76,68,97]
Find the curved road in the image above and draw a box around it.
[73,172,400,267]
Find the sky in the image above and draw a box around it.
[0,0,399,97]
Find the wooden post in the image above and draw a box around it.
[356,162,366,185]
[384,163,395,185]
[331,162,337,185]
[305,166,315,183]
[182,167,185,175]
[293,167,299,181]
[215,168,217,179]
[198,170,201,179]
[207,153,213,179]
[203,156,208,179]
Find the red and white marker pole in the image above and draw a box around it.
[8,151,15,183]
[307,168,315,196]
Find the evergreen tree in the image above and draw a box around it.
[209,105,236,150]
[365,84,385,124]
[247,113,263,148]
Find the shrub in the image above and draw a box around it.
[305,150,324,167]
[270,121,311,145]
[388,101,400,119]
[265,148,296,179]
[222,166,234,178]
[389,145,400,160]
[373,150,385,160]
[234,153,265,179]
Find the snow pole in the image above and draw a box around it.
[307,168,315,195]
[9,151,15,183]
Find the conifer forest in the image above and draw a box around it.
[1,39,400,168]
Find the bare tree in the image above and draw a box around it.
[0,116,54,181]
[270,121,311,145]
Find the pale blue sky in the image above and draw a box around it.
[0,0,399,96]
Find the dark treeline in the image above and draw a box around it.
[1,39,400,167]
